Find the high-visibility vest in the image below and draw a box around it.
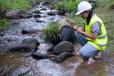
[84,14,108,51]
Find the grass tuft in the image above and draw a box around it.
[42,22,60,45]
[0,19,9,30]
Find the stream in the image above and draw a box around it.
[0,2,114,76]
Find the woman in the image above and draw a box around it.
[67,1,108,63]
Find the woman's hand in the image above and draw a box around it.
[76,27,97,40]
[76,27,83,33]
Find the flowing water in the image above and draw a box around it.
[0,2,114,76]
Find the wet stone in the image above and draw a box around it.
[47,12,56,16]
[47,41,75,63]
[19,13,33,19]
[21,29,42,34]
[22,38,40,52]
[32,10,41,14]
[22,38,39,47]
[41,2,49,6]
[31,52,48,60]
[53,41,74,55]
[57,9,67,16]
[11,22,20,26]
[11,66,31,76]
[41,8,47,11]
[0,31,5,36]
[54,52,74,63]
[36,19,43,23]
[34,14,41,18]
[8,44,31,52]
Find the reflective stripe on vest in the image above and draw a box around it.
[84,14,108,50]
[97,34,107,39]
[93,40,107,47]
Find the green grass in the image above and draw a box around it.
[0,0,39,30]
[0,0,39,10]
[42,22,60,45]
[0,0,30,10]
[0,19,9,30]
[54,0,80,13]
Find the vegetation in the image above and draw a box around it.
[0,0,30,10]
[54,0,80,13]
[95,0,114,51]
[0,0,39,30]
[42,22,60,45]
[0,19,9,30]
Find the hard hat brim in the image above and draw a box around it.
[75,8,92,15]
[75,11,81,15]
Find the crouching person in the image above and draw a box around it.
[67,1,108,64]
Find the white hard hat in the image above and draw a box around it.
[75,1,92,15]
